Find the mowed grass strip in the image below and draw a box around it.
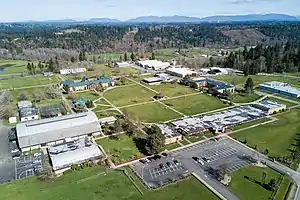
[231,110,300,157]
[149,83,196,97]
[0,75,60,89]
[232,118,272,131]
[163,94,228,116]
[96,134,144,164]
[104,84,156,107]
[0,166,220,200]
[122,102,183,123]
[229,165,284,200]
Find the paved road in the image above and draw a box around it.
[0,121,14,183]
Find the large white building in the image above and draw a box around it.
[60,67,86,75]
[16,112,101,152]
[137,60,170,70]
[166,67,197,78]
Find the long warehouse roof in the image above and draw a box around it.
[16,112,100,148]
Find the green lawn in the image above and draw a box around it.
[95,98,110,105]
[231,110,300,157]
[96,134,144,164]
[130,74,154,82]
[212,75,300,87]
[0,75,60,89]
[95,109,122,118]
[274,176,293,200]
[229,165,287,200]
[166,142,182,150]
[0,166,219,200]
[233,93,261,103]
[35,99,63,107]
[266,97,298,108]
[163,94,228,116]
[121,102,183,123]
[232,118,272,131]
[149,84,196,97]
[186,135,207,143]
[104,85,156,107]
[75,91,100,101]
[92,105,111,112]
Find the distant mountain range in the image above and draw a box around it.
[7,13,300,24]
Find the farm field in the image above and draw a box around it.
[96,134,144,164]
[149,84,196,97]
[0,75,60,89]
[121,102,183,123]
[229,165,291,200]
[231,110,300,157]
[104,85,156,107]
[0,166,219,200]
[163,94,228,116]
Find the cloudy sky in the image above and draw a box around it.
[0,0,298,22]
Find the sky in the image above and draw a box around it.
[0,0,299,22]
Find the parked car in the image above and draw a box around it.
[173,160,179,166]
[159,163,164,169]
[162,152,168,157]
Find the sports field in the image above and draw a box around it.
[121,102,183,123]
[229,165,292,200]
[96,134,144,164]
[149,84,196,97]
[0,166,219,200]
[104,85,156,107]
[163,94,228,116]
[0,75,60,89]
[231,110,300,157]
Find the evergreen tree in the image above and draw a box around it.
[130,52,135,61]
[244,77,254,93]
[151,52,155,60]
[145,125,165,155]
[27,62,32,74]
[124,52,128,61]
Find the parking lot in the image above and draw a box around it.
[132,137,256,191]
[14,153,44,180]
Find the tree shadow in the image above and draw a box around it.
[133,137,148,155]
[244,176,270,191]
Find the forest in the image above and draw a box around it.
[0,22,300,62]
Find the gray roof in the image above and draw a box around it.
[17,101,33,109]
[49,138,103,170]
[16,112,100,148]
[19,107,38,118]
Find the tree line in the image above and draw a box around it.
[223,41,300,74]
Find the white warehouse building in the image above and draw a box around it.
[166,67,197,78]
[16,112,101,152]
[137,60,170,70]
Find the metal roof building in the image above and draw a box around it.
[16,112,101,151]
[259,81,300,98]
[49,138,103,174]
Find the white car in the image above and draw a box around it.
[197,160,205,165]
[34,152,42,157]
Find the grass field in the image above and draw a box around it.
[212,75,300,87]
[96,134,144,164]
[166,142,182,150]
[0,60,29,74]
[0,75,60,89]
[149,84,196,97]
[75,91,100,101]
[104,85,156,107]
[122,102,183,123]
[229,165,289,200]
[92,105,111,112]
[163,94,228,116]
[0,166,219,200]
[233,93,261,103]
[94,109,122,118]
[231,109,300,157]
